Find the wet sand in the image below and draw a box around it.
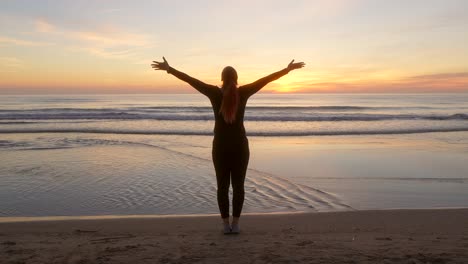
[1,209,468,263]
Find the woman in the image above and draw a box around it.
[151,57,305,234]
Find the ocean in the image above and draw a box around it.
[1,94,468,136]
[1,93,468,217]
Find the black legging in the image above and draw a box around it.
[212,138,250,218]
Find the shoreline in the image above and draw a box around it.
[2,207,468,223]
[1,208,467,263]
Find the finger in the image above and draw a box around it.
[290,59,295,65]
[163,57,167,63]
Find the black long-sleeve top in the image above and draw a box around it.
[167,66,291,145]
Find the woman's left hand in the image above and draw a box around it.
[151,57,170,71]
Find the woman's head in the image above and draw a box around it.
[219,66,239,124]
[221,66,238,85]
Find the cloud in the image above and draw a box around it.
[406,72,468,81]
[34,18,155,60]
[67,46,141,60]
[289,72,468,93]
[395,72,468,91]
[71,29,151,48]
[102,8,123,13]
[0,57,24,73]
[0,36,51,46]
[35,19,55,33]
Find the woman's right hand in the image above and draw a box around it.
[151,57,170,71]
[287,59,305,71]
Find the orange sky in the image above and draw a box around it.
[1,0,467,94]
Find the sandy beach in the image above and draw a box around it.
[1,209,467,263]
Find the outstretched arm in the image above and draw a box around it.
[151,57,218,98]
[240,59,305,98]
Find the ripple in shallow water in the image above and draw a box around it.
[0,140,351,217]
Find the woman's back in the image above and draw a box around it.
[210,88,249,145]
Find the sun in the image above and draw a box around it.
[273,86,298,93]
[270,77,306,93]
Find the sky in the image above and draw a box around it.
[0,0,467,94]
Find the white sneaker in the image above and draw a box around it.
[231,224,240,234]
[223,223,231,234]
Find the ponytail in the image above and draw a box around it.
[219,81,239,124]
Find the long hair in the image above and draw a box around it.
[219,66,239,124]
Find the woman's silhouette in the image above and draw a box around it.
[151,57,305,234]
